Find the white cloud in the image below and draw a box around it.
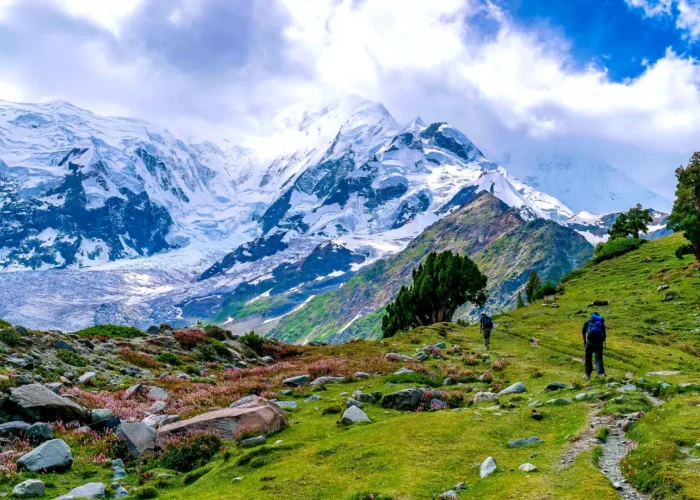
[624,0,673,17]
[625,0,700,42]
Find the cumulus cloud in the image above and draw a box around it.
[0,0,698,197]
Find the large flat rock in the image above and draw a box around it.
[157,396,287,442]
[5,384,86,423]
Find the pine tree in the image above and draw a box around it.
[516,291,525,309]
[381,251,488,338]
[608,204,653,239]
[524,271,542,304]
[667,152,700,261]
[608,212,629,240]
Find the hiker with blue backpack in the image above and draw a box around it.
[480,312,494,350]
[582,312,606,379]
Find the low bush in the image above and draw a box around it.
[209,339,232,359]
[173,329,209,350]
[596,427,610,443]
[0,327,20,347]
[183,466,212,485]
[196,344,218,362]
[156,434,222,472]
[73,324,145,339]
[118,349,161,369]
[240,331,265,354]
[134,487,158,499]
[203,324,228,341]
[57,350,87,367]
[593,238,646,263]
[156,352,181,366]
[385,372,441,387]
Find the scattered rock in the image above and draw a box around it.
[230,395,258,408]
[283,375,311,387]
[439,490,457,498]
[380,388,424,411]
[56,482,105,499]
[574,392,596,401]
[12,479,45,498]
[91,409,113,424]
[240,435,266,448]
[480,456,497,478]
[646,371,680,376]
[111,459,127,480]
[78,372,97,385]
[150,400,168,413]
[498,382,526,396]
[394,367,415,375]
[260,356,275,365]
[353,391,377,404]
[385,352,413,362]
[656,284,670,292]
[507,436,544,448]
[531,410,543,421]
[546,398,572,405]
[353,372,370,379]
[112,484,129,498]
[0,421,30,438]
[116,422,157,458]
[5,383,86,422]
[55,340,77,352]
[276,401,298,410]
[544,382,569,392]
[519,463,537,472]
[346,398,363,409]
[17,439,73,473]
[158,397,288,441]
[473,392,499,404]
[25,422,53,442]
[122,384,144,400]
[305,395,322,402]
[145,386,170,401]
[310,376,345,386]
[341,405,370,425]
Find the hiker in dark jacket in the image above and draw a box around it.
[480,313,493,350]
[582,312,606,380]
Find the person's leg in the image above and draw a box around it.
[594,343,605,376]
[484,328,491,349]
[584,341,593,378]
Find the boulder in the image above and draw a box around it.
[122,384,144,400]
[158,397,288,442]
[78,372,96,384]
[90,409,113,424]
[310,376,345,386]
[380,388,424,411]
[0,421,30,438]
[353,391,377,404]
[341,405,370,425]
[56,482,105,499]
[17,439,73,472]
[305,395,322,402]
[5,384,86,422]
[473,392,499,404]
[12,479,45,498]
[498,382,526,396]
[116,422,157,458]
[283,375,311,387]
[150,401,168,413]
[26,422,53,442]
[230,395,258,408]
[507,436,544,448]
[480,456,497,478]
[145,386,170,401]
[55,340,77,352]
[112,484,129,498]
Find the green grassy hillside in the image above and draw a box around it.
[267,193,592,344]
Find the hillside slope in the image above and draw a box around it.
[265,193,592,343]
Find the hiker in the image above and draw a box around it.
[582,312,606,379]
[479,312,493,350]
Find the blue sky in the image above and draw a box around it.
[0,0,699,198]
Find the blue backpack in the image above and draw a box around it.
[587,313,606,341]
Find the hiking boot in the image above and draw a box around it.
[583,375,591,380]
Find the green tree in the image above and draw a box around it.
[667,152,700,261]
[381,251,488,338]
[516,291,525,309]
[524,271,542,304]
[608,204,653,239]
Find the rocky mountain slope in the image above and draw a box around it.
[0,233,698,499]
[262,193,592,344]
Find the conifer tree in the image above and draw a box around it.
[516,291,525,309]
[608,204,653,239]
[524,271,542,304]
[667,152,700,261]
[381,251,488,338]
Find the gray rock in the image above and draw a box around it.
[346,398,363,408]
[112,484,129,498]
[12,479,45,498]
[544,382,569,392]
[310,376,345,386]
[150,401,168,413]
[454,482,467,491]
[394,367,415,375]
[508,436,544,448]
[498,382,526,396]
[44,382,63,394]
[122,384,144,400]
[380,388,424,411]
[429,399,448,410]
[353,392,376,404]
[111,459,127,480]
[546,398,572,405]
[473,392,499,404]
[278,389,293,396]
[305,395,322,402]
[618,384,637,393]
[385,352,413,362]
[341,405,370,425]
[442,378,454,386]
[646,371,680,376]
[56,482,105,499]
[7,384,86,422]
[146,386,170,401]
[26,422,53,442]
[480,456,497,478]
[230,395,258,408]
[17,439,73,472]
[116,422,156,458]
[276,401,298,409]
[240,435,266,448]
[439,490,457,499]
[656,284,669,292]
[91,409,113,424]
[574,392,596,401]
[0,421,30,438]
[55,340,77,352]
[260,356,275,364]
[519,463,537,472]
[353,372,371,379]
[283,375,311,387]
[78,372,97,384]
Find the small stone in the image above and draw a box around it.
[394,367,415,375]
[613,481,622,490]
[240,435,266,448]
[384,352,413,362]
[454,482,467,491]
[498,382,526,396]
[91,409,113,424]
[12,479,45,498]
[122,384,144,400]
[507,436,544,448]
[341,405,370,425]
[519,463,537,472]
[150,400,168,413]
[480,457,497,478]
[278,389,293,396]
[354,372,371,379]
[283,375,311,387]
[656,284,669,292]
[473,392,499,404]
[439,490,457,499]
[276,401,298,409]
[310,376,345,386]
[346,398,363,408]
[546,398,572,405]
[78,372,97,385]
[111,459,127,480]
[146,386,170,401]
[260,356,274,364]
[544,382,569,392]
[55,482,105,499]
[305,395,322,402]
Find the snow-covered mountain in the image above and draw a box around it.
[566,209,671,245]
[501,153,672,214]
[0,97,577,331]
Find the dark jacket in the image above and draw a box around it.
[582,320,606,343]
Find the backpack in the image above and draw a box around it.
[481,315,494,329]
[587,313,606,342]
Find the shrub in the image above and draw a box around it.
[462,354,479,366]
[196,344,218,362]
[240,331,265,354]
[537,281,557,299]
[119,349,161,369]
[134,487,158,499]
[680,344,700,357]
[183,466,212,485]
[321,405,343,415]
[203,324,228,341]
[73,324,145,339]
[596,427,610,444]
[385,372,441,387]
[209,339,232,359]
[0,327,20,347]
[492,359,508,371]
[57,350,87,367]
[185,365,201,377]
[593,238,646,263]
[156,434,222,472]
[173,329,208,350]
[349,492,394,500]
[156,352,181,366]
